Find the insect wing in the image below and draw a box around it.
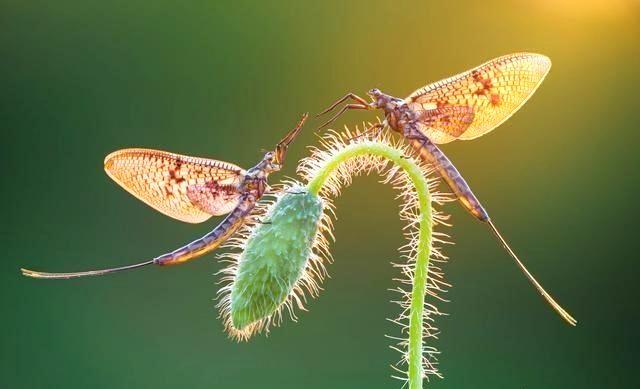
[104,148,245,223]
[406,53,551,143]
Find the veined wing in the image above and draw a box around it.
[104,148,245,223]
[406,53,551,144]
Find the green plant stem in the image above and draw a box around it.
[307,142,432,389]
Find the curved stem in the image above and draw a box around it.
[307,142,432,389]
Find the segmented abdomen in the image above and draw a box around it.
[409,135,489,221]
[154,195,256,266]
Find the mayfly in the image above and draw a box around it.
[21,114,308,279]
[317,53,576,325]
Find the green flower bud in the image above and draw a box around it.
[230,186,323,331]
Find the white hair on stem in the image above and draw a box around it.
[298,123,454,381]
[216,122,453,382]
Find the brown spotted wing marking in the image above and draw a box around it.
[104,149,245,223]
[186,182,240,217]
[315,58,575,325]
[415,104,475,143]
[406,53,551,143]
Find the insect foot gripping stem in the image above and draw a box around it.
[217,183,328,341]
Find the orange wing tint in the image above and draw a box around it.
[104,149,245,223]
[406,53,551,144]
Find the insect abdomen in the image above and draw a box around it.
[154,197,254,266]
[409,136,489,221]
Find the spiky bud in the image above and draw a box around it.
[217,183,331,340]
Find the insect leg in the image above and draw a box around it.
[317,103,369,130]
[316,93,370,117]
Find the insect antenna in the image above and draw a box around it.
[487,220,577,326]
[21,259,154,280]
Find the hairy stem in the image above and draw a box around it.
[307,142,432,389]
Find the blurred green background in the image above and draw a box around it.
[2,1,639,388]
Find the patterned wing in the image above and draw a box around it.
[406,53,551,144]
[104,148,245,223]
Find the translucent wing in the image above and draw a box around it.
[104,148,245,223]
[406,53,551,144]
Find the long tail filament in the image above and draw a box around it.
[21,260,154,280]
[487,220,577,326]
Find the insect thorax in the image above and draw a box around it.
[376,96,412,133]
[241,166,269,199]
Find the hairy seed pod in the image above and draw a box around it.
[230,187,324,331]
